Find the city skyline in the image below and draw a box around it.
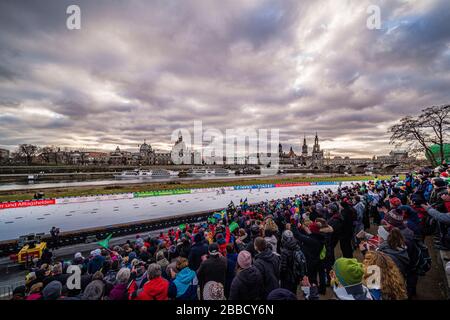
[1,0,449,157]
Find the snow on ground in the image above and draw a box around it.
[0,184,349,241]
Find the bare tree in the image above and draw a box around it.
[40,146,57,164]
[389,104,449,166]
[421,105,450,164]
[17,144,39,165]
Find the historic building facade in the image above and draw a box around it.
[279,133,325,169]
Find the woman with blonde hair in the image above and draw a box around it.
[362,250,407,300]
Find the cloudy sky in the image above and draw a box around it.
[0,0,449,158]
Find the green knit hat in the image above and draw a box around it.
[333,258,364,286]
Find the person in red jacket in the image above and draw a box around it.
[129,263,169,300]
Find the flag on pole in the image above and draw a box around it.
[98,233,113,249]
[208,216,217,224]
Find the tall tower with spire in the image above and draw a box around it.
[313,132,320,153]
[311,132,324,168]
[302,134,308,156]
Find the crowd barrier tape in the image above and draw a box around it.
[55,193,134,205]
[133,189,191,198]
[0,199,56,210]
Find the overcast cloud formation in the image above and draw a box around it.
[0,0,449,157]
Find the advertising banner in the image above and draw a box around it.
[275,182,312,187]
[233,184,275,190]
[0,199,56,210]
[190,186,234,194]
[134,189,191,198]
[56,193,134,204]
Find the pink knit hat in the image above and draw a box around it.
[237,250,252,269]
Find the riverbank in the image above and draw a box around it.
[0,174,397,202]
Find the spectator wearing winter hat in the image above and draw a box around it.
[381,215,420,299]
[155,250,170,280]
[229,250,263,300]
[245,224,261,257]
[291,222,327,295]
[203,281,226,300]
[82,279,105,300]
[197,243,227,299]
[42,281,63,300]
[267,288,297,300]
[72,252,85,266]
[108,268,130,300]
[430,177,448,211]
[378,228,410,278]
[188,233,209,271]
[168,258,198,300]
[389,197,402,209]
[11,285,26,300]
[88,249,105,275]
[129,264,169,300]
[330,258,372,300]
[280,229,303,294]
[253,237,280,299]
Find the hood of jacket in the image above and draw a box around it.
[238,265,261,285]
[173,267,196,297]
[378,242,410,266]
[333,284,372,300]
[144,277,168,296]
[281,237,298,251]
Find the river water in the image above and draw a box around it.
[0,173,323,191]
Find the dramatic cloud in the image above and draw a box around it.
[0,0,449,157]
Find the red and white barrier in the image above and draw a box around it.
[0,199,56,210]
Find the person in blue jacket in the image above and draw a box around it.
[168,257,198,300]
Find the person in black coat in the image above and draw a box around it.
[229,250,263,300]
[280,230,301,294]
[291,222,327,295]
[339,200,356,258]
[188,233,209,271]
[253,237,280,299]
[196,243,227,299]
[245,224,261,257]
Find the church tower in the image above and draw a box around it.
[313,132,320,153]
[302,134,308,156]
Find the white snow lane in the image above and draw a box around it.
[0,184,348,241]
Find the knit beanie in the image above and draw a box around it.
[281,230,293,242]
[42,281,62,300]
[203,281,225,300]
[237,250,252,269]
[333,258,364,287]
[82,280,104,300]
[383,209,404,229]
[389,197,402,208]
[267,288,297,300]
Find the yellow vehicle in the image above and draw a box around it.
[18,242,47,264]
[12,241,47,264]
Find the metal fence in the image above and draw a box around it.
[0,280,25,300]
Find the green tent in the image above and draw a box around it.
[426,144,450,165]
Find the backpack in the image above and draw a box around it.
[415,240,432,276]
[293,248,307,280]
